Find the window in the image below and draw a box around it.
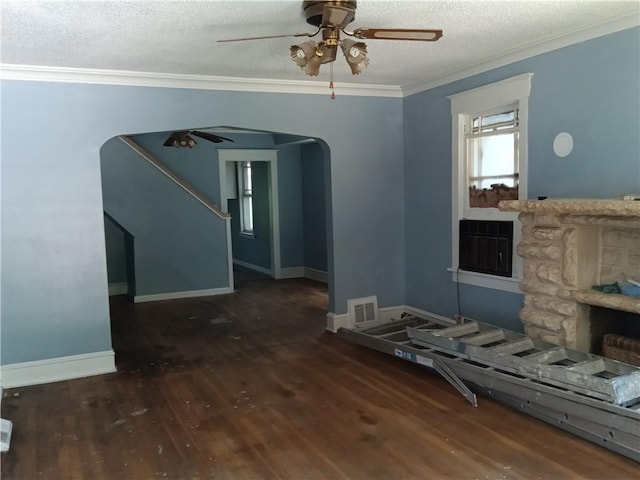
[238,161,253,235]
[448,73,533,292]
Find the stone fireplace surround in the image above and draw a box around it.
[498,199,640,353]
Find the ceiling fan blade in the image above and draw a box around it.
[190,131,235,144]
[217,30,319,43]
[351,28,443,42]
[321,5,355,29]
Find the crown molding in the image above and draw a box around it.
[1,14,636,99]
[0,64,402,98]
[402,13,640,97]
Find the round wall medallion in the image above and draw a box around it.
[553,132,573,157]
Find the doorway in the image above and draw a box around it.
[218,149,281,283]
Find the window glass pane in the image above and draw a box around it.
[481,111,515,128]
[242,196,253,233]
[243,162,252,194]
[238,161,254,234]
[468,131,519,207]
[472,109,518,133]
[469,133,518,187]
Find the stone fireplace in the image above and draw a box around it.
[498,199,640,353]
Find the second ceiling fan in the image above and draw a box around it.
[163,130,235,148]
[218,0,443,77]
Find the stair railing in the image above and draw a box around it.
[119,136,230,219]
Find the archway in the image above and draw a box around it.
[100,126,331,307]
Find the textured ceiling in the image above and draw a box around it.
[1,1,639,88]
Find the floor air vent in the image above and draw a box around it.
[347,296,379,328]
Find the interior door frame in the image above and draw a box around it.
[218,149,281,280]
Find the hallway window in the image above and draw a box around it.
[238,161,254,235]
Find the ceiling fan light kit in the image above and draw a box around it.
[218,0,442,96]
[340,39,368,75]
[163,131,197,148]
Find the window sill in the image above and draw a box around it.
[447,267,522,294]
[463,208,519,221]
[239,232,255,239]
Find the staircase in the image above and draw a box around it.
[100,136,233,301]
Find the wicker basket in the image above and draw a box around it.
[602,333,640,366]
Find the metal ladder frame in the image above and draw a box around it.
[406,320,640,405]
[337,314,640,462]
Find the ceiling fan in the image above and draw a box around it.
[163,130,235,148]
[218,1,442,80]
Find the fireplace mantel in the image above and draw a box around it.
[498,198,640,352]
[500,198,640,217]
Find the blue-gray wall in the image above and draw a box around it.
[1,82,404,365]
[104,215,127,284]
[404,27,640,331]
[278,145,305,269]
[302,143,328,272]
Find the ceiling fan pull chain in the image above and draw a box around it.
[329,62,336,99]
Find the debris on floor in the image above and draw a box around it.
[1,418,13,452]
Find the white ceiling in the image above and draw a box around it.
[1,1,639,90]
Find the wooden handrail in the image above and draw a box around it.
[119,136,230,220]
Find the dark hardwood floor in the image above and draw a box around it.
[1,277,638,479]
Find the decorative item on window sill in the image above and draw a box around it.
[468,184,518,208]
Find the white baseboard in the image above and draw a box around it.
[0,350,116,389]
[134,286,234,303]
[108,282,128,296]
[233,259,273,277]
[279,266,328,283]
[304,267,328,283]
[379,305,407,323]
[279,267,305,279]
[326,312,350,333]
[326,305,457,333]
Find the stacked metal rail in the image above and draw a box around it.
[337,313,640,461]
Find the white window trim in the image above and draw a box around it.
[448,73,533,293]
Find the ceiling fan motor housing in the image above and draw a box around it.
[303,0,357,27]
